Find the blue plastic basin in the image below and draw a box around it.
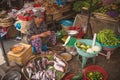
[60,20,73,26]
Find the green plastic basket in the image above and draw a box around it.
[74,39,102,58]
[97,36,120,49]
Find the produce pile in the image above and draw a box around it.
[73,0,120,18]
[97,29,120,47]
[23,54,67,80]
[94,6,108,14]
[56,29,67,41]
[87,71,103,80]
[73,0,102,12]
[76,42,101,53]
[41,0,58,14]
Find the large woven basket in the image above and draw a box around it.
[22,53,68,80]
[74,39,102,58]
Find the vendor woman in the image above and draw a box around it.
[27,10,56,53]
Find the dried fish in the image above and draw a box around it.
[28,62,34,68]
[37,60,42,71]
[39,71,44,79]
[35,72,40,80]
[42,57,48,69]
[25,55,66,80]
[47,61,54,65]
[54,62,64,72]
[52,70,56,80]
[26,67,32,79]
[31,74,36,80]
[54,56,66,67]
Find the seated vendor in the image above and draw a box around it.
[27,10,56,53]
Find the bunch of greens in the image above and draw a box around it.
[73,1,90,12]
[73,0,102,12]
[56,29,67,40]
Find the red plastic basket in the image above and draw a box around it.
[83,65,108,80]
[17,15,33,21]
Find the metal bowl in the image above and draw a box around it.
[10,44,24,54]
[1,71,21,80]
[65,46,77,56]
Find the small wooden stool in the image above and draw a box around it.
[99,47,116,60]
[7,43,33,65]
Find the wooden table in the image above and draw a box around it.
[0,22,13,66]
[73,14,120,35]
[0,32,10,66]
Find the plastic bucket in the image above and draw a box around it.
[60,20,73,32]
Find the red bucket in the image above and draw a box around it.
[83,65,108,80]
[69,26,84,39]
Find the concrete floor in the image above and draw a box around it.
[0,38,120,80]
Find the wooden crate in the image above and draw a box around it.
[59,4,72,13]
[7,43,32,65]
[46,4,72,21]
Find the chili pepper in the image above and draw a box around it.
[64,73,75,80]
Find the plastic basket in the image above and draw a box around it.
[97,36,120,49]
[74,39,102,58]
[83,65,108,80]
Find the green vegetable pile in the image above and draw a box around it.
[56,30,67,40]
[97,29,120,46]
[73,1,90,12]
[94,6,108,14]
[73,0,102,12]
[87,71,103,80]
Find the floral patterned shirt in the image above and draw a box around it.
[27,20,47,42]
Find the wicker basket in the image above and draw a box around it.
[22,53,68,80]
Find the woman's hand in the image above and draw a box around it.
[45,31,51,36]
[30,35,39,40]
[30,31,51,40]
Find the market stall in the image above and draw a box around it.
[0,0,120,80]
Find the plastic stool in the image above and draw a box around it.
[78,55,96,69]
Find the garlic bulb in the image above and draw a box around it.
[92,46,101,52]
[86,48,94,53]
